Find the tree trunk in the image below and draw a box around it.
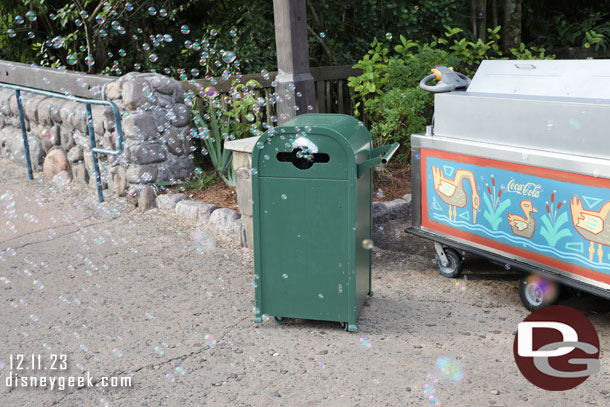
[491,0,498,29]
[503,0,522,51]
[471,0,487,41]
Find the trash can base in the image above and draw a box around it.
[253,316,262,324]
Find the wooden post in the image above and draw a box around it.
[471,0,486,41]
[503,0,522,52]
[272,0,316,125]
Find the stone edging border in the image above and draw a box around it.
[155,192,412,247]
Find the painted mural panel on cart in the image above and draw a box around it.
[420,149,610,285]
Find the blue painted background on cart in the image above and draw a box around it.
[425,156,610,275]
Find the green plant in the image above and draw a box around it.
[188,79,266,187]
[348,26,554,164]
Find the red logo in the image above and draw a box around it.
[513,305,600,391]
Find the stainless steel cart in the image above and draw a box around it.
[408,60,610,310]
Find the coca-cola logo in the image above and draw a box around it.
[506,178,542,198]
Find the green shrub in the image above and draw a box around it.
[348,26,554,165]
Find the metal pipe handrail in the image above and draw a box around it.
[0,82,125,203]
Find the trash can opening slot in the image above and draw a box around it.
[277,149,330,170]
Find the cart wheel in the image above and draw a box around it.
[435,248,463,278]
[340,322,348,331]
[274,316,285,324]
[519,274,560,311]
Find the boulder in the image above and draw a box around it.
[43,149,71,180]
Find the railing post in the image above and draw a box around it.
[85,103,104,203]
[15,89,33,180]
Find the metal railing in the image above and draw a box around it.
[0,83,124,203]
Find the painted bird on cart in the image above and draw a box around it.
[570,196,610,263]
[507,200,538,238]
[432,166,480,224]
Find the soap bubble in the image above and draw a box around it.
[230,29,237,37]
[210,29,217,36]
[66,55,78,65]
[385,32,393,40]
[191,68,200,77]
[436,356,464,382]
[85,56,95,66]
[95,15,105,24]
[26,10,37,21]
[149,53,158,62]
[362,239,373,250]
[125,2,134,11]
[7,29,16,38]
[319,32,326,38]
[181,25,190,35]
[51,36,64,48]
[204,87,217,98]
[175,366,185,375]
[359,337,372,348]
[118,49,126,57]
[15,15,24,24]
[222,51,236,64]
[147,6,157,15]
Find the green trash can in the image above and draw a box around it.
[252,114,399,331]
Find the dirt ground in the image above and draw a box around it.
[0,158,608,406]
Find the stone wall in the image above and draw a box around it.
[0,71,193,206]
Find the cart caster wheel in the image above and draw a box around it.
[274,316,285,324]
[340,322,348,331]
[519,274,560,311]
[434,248,463,278]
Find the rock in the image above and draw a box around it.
[91,105,111,136]
[43,149,71,180]
[40,128,54,153]
[104,81,121,100]
[209,208,244,241]
[137,185,157,210]
[23,94,46,123]
[60,126,76,151]
[385,199,409,219]
[402,193,412,204]
[164,126,188,155]
[126,165,157,183]
[50,102,63,123]
[71,162,88,184]
[175,200,218,221]
[37,97,55,125]
[129,142,166,164]
[27,136,44,170]
[171,104,190,127]
[150,75,180,95]
[490,390,500,395]
[156,193,186,210]
[0,89,13,115]
[123,112,158,140]
[163,154,194,179]
[0,128,44,170]
[108,166,127,196]
[121,77,153,110]
[67,146,84,162]
[59,101,79,126]
[70,104,88,133]
[372,202,389,223]
[52,170,72,186]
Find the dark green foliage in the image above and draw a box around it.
[348,26,553,164]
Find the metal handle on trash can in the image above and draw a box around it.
[357,142,399,178]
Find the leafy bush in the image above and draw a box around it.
[348,26,553,165]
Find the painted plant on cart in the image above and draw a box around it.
[482,175,511,231]
[539,191,572,247]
